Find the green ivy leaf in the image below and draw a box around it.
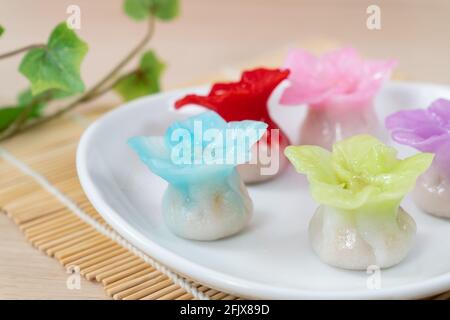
[17,89,47,117]
[19,22,88,96]
[124,0,179,21]
[0,107,24,132]
[114,50,165,101]
[0,89,47,132]
[0,25,4,37]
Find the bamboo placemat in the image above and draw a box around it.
[1,43,449,300]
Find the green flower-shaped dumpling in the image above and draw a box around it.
[285,135,434,210]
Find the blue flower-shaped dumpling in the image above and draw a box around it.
[128,111,267,186]
[128,111,267,240]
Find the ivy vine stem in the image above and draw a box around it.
[0,92,53,138]
[0,16,155,142]
[84,16,155,100]
[0,44,46,60]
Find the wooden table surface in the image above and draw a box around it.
[1,0,449,299]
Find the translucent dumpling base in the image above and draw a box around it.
[309,205,416,270]
[413,167,450,219]
[162,171,253,241]
[299,103,385,150]
[238,138,289,184]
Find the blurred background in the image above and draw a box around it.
[1,0,450,104]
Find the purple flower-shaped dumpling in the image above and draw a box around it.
[386,98,450,152]
[386,98,450,176]
[386,98,450,218]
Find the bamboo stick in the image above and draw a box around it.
[120,278,172,300]
[141,283,180,300]
[105,269,158,296]
[112,274,166,300]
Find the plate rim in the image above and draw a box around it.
[76,81,450,299]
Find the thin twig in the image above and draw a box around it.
[0,44,45,59]
[85,70,134,100]
[83,16,155,100]
[0,17,155,142]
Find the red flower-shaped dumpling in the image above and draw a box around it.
[175,68,290,144]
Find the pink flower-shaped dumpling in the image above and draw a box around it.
[280,47,397,149]
[281,47,397,107]
[386,98,450,218]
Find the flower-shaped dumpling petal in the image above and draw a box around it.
[280,47,397,107]
[285,135,434,210]
[175,68,289,132]
[128,111,267,185]
[385,98,450,153]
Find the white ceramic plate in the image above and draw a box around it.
[77,82,450,299]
